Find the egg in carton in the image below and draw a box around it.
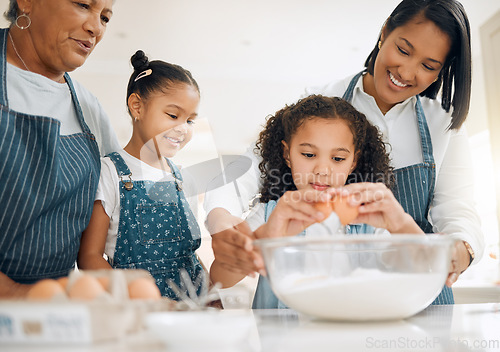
[0,269,150,344]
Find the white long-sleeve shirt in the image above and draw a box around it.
[204,73,484,264]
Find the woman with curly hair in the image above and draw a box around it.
[210,95,425,308]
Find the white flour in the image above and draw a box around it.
[274,268,445,321]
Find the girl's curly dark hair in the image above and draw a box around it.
[256,95,394,203]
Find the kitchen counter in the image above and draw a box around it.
[252,304,500,351]
[3,303,500,352]
[453,285,500,304]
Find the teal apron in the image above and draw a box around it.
[106,152,204,299]
[342,71,453,305]
[0,28,100,283]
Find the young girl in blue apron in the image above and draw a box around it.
[211,95,428,308]
[205,0,481,305]
[78,50,204,300]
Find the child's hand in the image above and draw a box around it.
[255,189,329,239]
[332,183,423,234]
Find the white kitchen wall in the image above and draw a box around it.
[64,1,500,160]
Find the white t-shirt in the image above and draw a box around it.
[6,63,120,155]
[204,73,484,263]
[96,150,199,261]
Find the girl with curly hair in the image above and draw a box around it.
[210,95,425,308]
[257,95,394,204]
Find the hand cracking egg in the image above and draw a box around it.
[313,194,359,226]
[313,201,333,221]
[331,195,359,226]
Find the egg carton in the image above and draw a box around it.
[0,269,175,345]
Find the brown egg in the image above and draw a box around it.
[68,274,106,300]
[313,201,333,222]
[27,279,66,301]
[332,195,359,226]
[56,276,69,290]
[128,277,161,300]
[96,276,110,291]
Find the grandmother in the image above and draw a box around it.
[0,0,120,297]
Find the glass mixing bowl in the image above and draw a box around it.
[254,235,456,321]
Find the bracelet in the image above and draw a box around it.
[463,241,474,266]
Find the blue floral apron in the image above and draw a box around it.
[106,152,204,299]
[0,28,100,284]
[342,71,453,305]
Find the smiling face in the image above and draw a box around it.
[364,16,451,113]
[133,83,200,160]
[282,117,357,192]
[23,0,113,75]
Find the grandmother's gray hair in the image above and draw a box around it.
[3,0,18,24]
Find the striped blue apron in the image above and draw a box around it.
[0,28,100,284]
[342,71,453,305]
[106,152,203,299]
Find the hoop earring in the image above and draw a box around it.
[15,13,31,30]
[378,40,382,50]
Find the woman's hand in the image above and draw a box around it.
[0,272,32,298]
[208,208,262,277]
[446,240,472,287]
[254,189,328,239]
[332,183,423,234]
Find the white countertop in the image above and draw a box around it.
[253,304,500,351]
[3,303,500,352]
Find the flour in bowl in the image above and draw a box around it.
[273,268,445,321]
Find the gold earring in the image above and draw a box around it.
[378,41,382,50]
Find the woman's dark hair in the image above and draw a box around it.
[256,95,394,203]
[4,0,18,23]
[126,50,200,116]
[364,0,471,130]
